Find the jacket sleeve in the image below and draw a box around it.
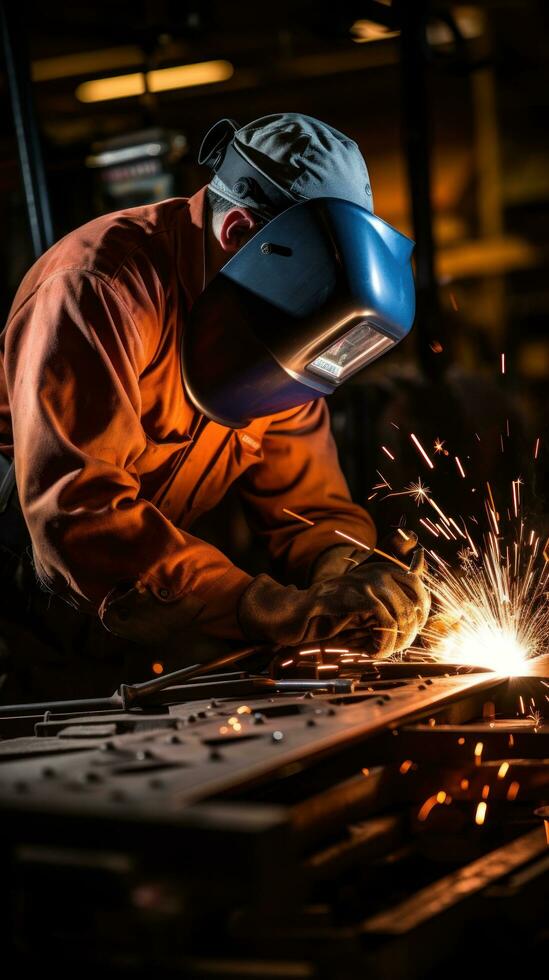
[4,269,252,639]
[237,398,377,586]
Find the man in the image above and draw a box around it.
[0,112,430,704]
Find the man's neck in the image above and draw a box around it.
[203,208,226,289]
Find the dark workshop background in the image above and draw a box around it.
[1,0,548,572]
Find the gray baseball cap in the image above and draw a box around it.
[199,112,374,220]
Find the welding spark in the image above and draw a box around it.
[421,505,549,674]
[410,432,435,470]
[334,529,372,552]
[527,709,543,730]
[376,469,392,489]
[434,438,446,455]
[417,791,448,822]
[408,478,431,505]
[282,507,315,526]
[333,529,410,571]
[420,517,439,537]
[475,801,487,826]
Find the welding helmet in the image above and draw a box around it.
[182,115,415,428]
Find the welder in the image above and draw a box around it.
[0,113,430,703]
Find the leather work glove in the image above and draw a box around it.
[237,540,431,657]
[309,529,430,655]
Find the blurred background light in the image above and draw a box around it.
[76,60,234,103]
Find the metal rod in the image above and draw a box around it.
[0,1,54,258]
[119,646,262,707]
[0,692,123,718]
[0,647,266,718]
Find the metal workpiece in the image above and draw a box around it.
[0,658,547,977]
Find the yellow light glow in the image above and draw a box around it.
[418,795,439,822]
[475,801,487,826]
[149,61,233,93]
[77,72,145,102]
[76,60,233,103]
[432,621,529,675]
[351,20,399,44]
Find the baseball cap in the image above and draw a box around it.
[199,112,374,220]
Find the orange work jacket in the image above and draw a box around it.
[0,184,376,641]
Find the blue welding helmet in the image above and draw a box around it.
[182,196,415,428]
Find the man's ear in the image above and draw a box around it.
[218,207,260,254]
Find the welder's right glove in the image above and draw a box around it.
[237,548,430,657]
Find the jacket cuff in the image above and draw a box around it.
[99,565,254,644]
[191,565,255,640]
